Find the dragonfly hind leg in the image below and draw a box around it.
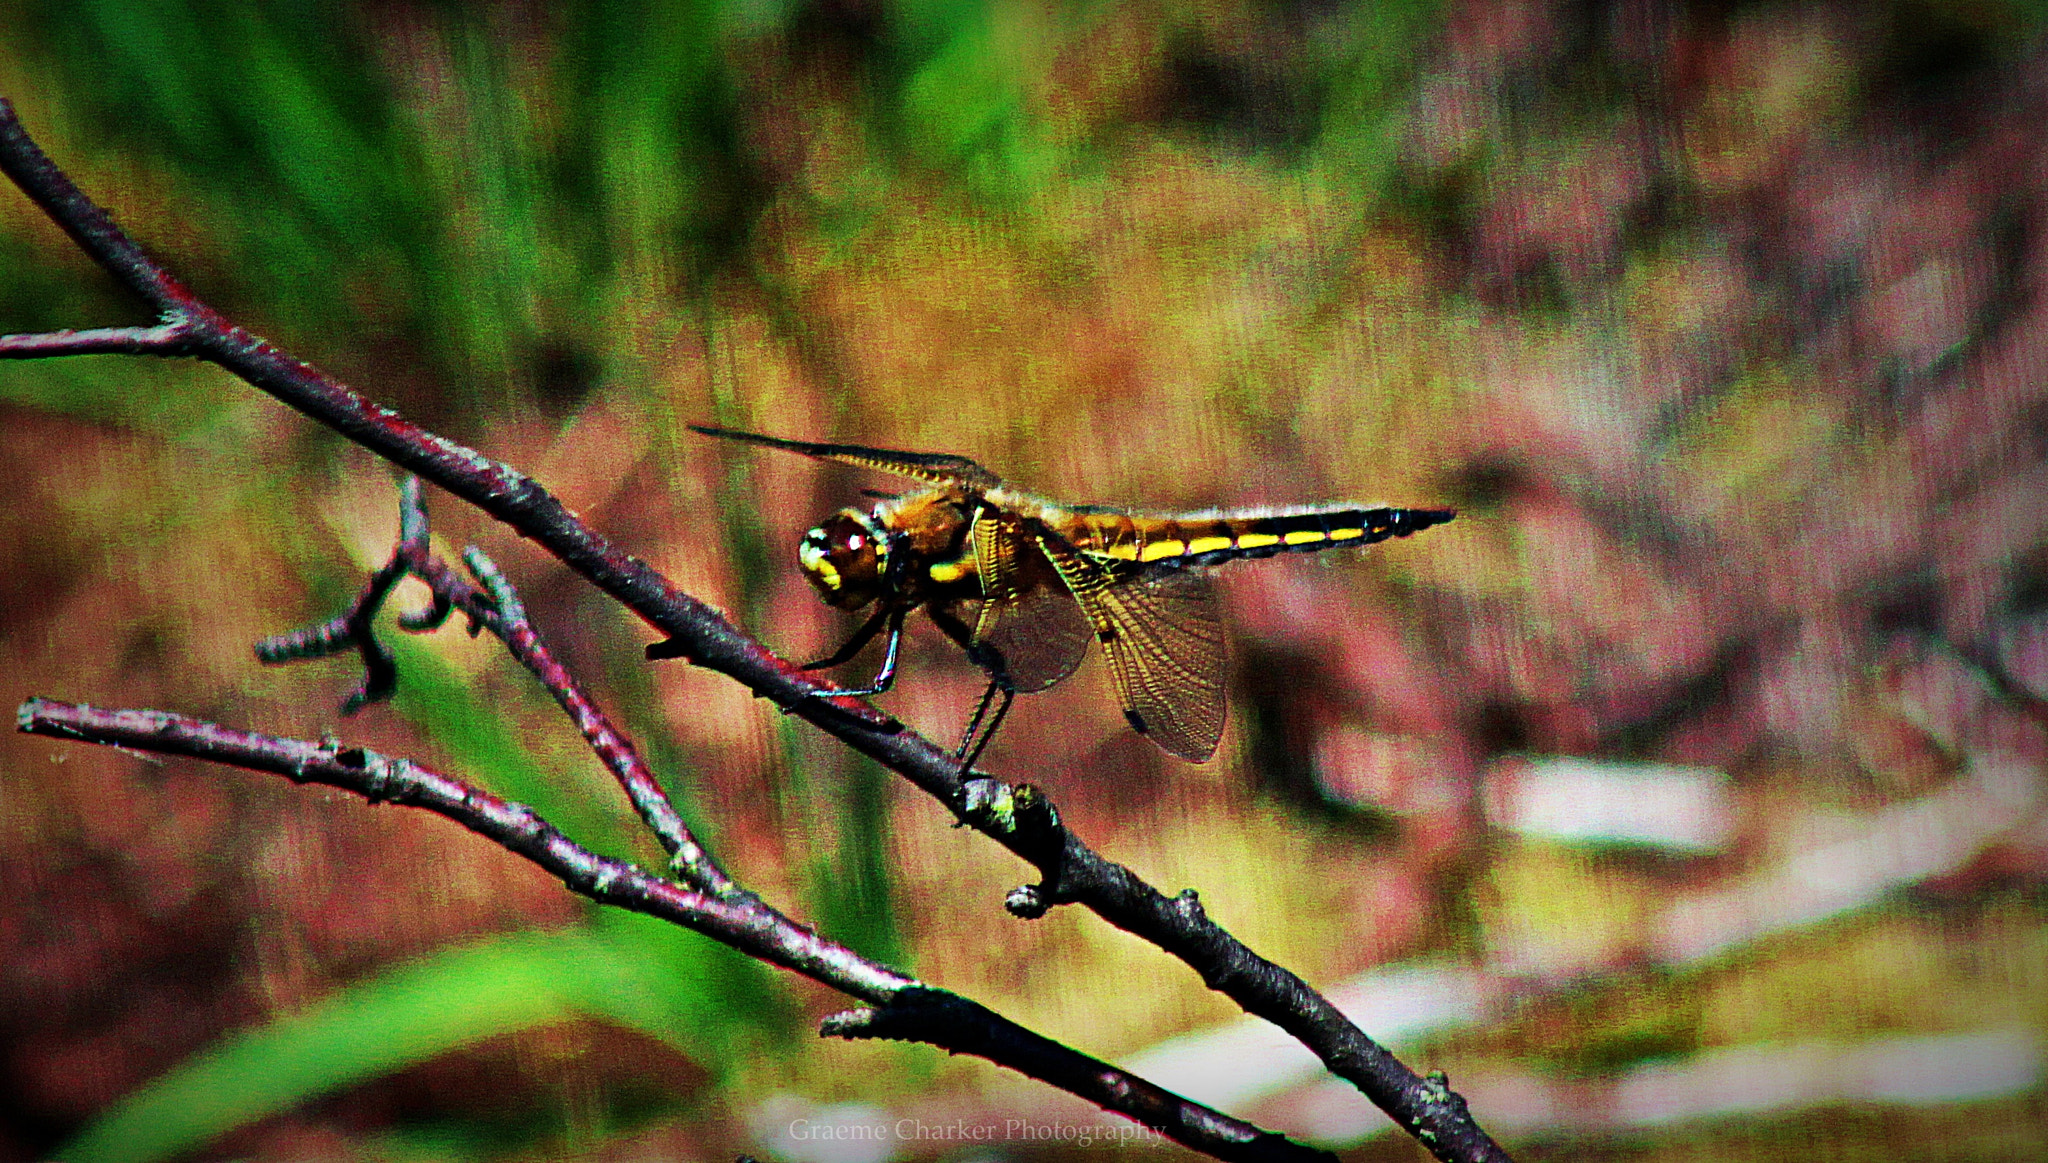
[954,677,1015,776]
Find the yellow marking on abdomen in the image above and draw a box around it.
[1233,533,1280,550]
[1138,540,1185,562]
[1328,527,1365,541]
[1185,535,1232,555]
[1097,542,1142,561]
[1283,530,1326,546]
[928,559,971,584]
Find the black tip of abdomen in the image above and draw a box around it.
[1399,508,1457,535]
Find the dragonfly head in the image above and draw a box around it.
[798,509,891,610]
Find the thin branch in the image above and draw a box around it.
[459,543,737,900]
[0,321,196,357]
[15,698,1327,1163]
[0,99,1512,1163]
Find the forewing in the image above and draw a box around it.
[690,425,1002,491]
[1040,542,1229,761]
[968,511,1091,692]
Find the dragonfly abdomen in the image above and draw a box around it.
[1075,507,1455,568]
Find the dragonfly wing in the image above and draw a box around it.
[968,511,1091,692]
[690,425,1002,491]
[1040,541,1229,762]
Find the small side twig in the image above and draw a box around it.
[253,550,410,715]
[15,698,1329,1163]
[0,321,196,357]
[252,477,467,714]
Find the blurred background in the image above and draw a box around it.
[2,1,2045,1160]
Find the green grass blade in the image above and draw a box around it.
[54,927,727,1163]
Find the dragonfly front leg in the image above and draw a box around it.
[803,603,895,672]
[811,607,907,698]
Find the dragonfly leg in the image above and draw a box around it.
[954,677,1015,775]
[819,609,906,698]
[802,603,894,671]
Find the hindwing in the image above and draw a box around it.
[1038,541,1229,762]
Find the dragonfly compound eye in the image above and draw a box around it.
[798,510,889,609]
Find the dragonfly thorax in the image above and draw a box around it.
[798,509,892,609]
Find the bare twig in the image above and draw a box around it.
[251,486,422,713]
[456,543,736,899]
[15,698,1324,1163]
[252,477,487,709]
[0,321,196,357]
[0,99,1512,1163]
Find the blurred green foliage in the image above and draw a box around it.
[6,0,1441,427]
[59,924,782,1163]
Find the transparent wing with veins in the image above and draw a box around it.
[1039,538,1229,762]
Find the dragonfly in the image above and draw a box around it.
[691,425,1454,768]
